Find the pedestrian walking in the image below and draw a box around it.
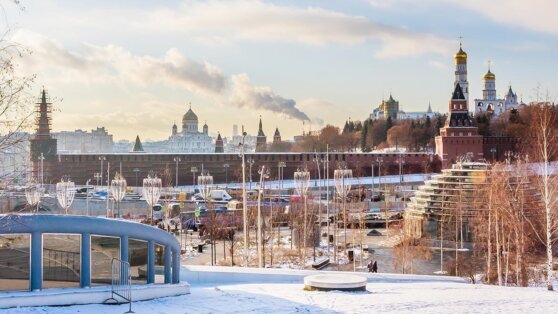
[367,261,374,273]
[372,261,378,273]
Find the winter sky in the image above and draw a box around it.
[6,0,558,140]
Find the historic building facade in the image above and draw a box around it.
[167,106,213,153]
[474,66,520,116]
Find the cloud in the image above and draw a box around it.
[229,73,310,121]
[366,0,558,36]
[12,30,226,95]
[146,0,452,58]
[428,60,448,70]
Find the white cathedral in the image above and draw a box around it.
[167,106,213,153]
[453,42,524,117]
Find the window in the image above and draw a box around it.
[0,234,30,291]
[128,239,148,284]
[91,236,120,286]
[43,234,81,288]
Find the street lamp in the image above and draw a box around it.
[198,172,214,265]
[56,178,76,215]
[257,166,270,268]
[313,154,323,261]
[334,168,352,263]
[25,182,42,213]
[239,127,249,267]
[38,153,45,187]
[142,174,162,224]
[94,172,101,188]
[294,168,310,264]
[133,168,140,188]
[190,167,198,190]
[111,172,127,218]
[98,156,106,189]
[173,157,181,188]
[490,147,496,162]
[277,162,286,190]
[248,158,255,190]
[398,153,406,183]
[223,163,230,187]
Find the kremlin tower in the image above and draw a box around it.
[30,89,58,184]
[256,117,267,152]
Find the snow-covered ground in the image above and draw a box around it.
[3,278,558,313]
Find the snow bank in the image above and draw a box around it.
[181,265,466,285]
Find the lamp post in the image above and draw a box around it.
[111,173,127,218]
[239,128,249,267]
[223,164,230,187]
[85,179,91,216]
[248,158,255,190]
[257,166,270,268]
[142,174,162,225]
[94,172,101,187]
[294,169,310,265]
[190,167,198,190]
[38,153,45,187]
[490,147,497,162]
[25,182,42,213]
[173,157,181,188]
[334,168,352,264]
[198,172,214,265]
[325,144,330,256]
[133,168,140,189]
[398,153,406,183]
[278,162,286,190]
[98,156,106,190]
[313,154,323,261]
[56,178,76,215]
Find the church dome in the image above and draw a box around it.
[454,46,467,64]
[483,70,495,80]
[183,108,198,121]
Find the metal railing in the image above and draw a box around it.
[105,257,133,313]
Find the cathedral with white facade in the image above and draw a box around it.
[167,106,213,153]
[453,42,523,117]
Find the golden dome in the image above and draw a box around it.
[454,47,467,63]
[483,70,495,80]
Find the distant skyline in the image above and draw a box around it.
[7,0,558,140]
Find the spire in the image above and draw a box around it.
[35,88,53,139]
[427,102,432,113]
[274,127,280,137]
[452,83,465,100]
[257,115,265,137]
[132,135,144,152]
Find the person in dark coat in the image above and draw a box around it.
[367,261,374,273]
[372,261,378,273]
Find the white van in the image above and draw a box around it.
[210,190,233,202]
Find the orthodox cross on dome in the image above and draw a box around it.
[458,36,463,48]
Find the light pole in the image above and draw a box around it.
[294,169,310,266]
[239,128,249,267]
[334,168,352,266]
[313,154,323,261]
[490,147,497,162]
[56,178,76,215]
[325,144,330,256]
[190,167,198,190]
[223,164,230,187]
[25,182,42,213]
[398,153,405,183]
[198,172,214,265]
[173,157,181,189]
[94,172,101,188]
[142,174,162,224]
[278,162,286,190]
[257,166,270,268]
[133,168,140,188]
[85,179,91,216]
[248,158,255,190]
[99,156,106,190]
[111,173,127,218]
[38,153,45,187]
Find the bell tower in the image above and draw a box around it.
[30,88,58,184]
[454,39,469,104]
